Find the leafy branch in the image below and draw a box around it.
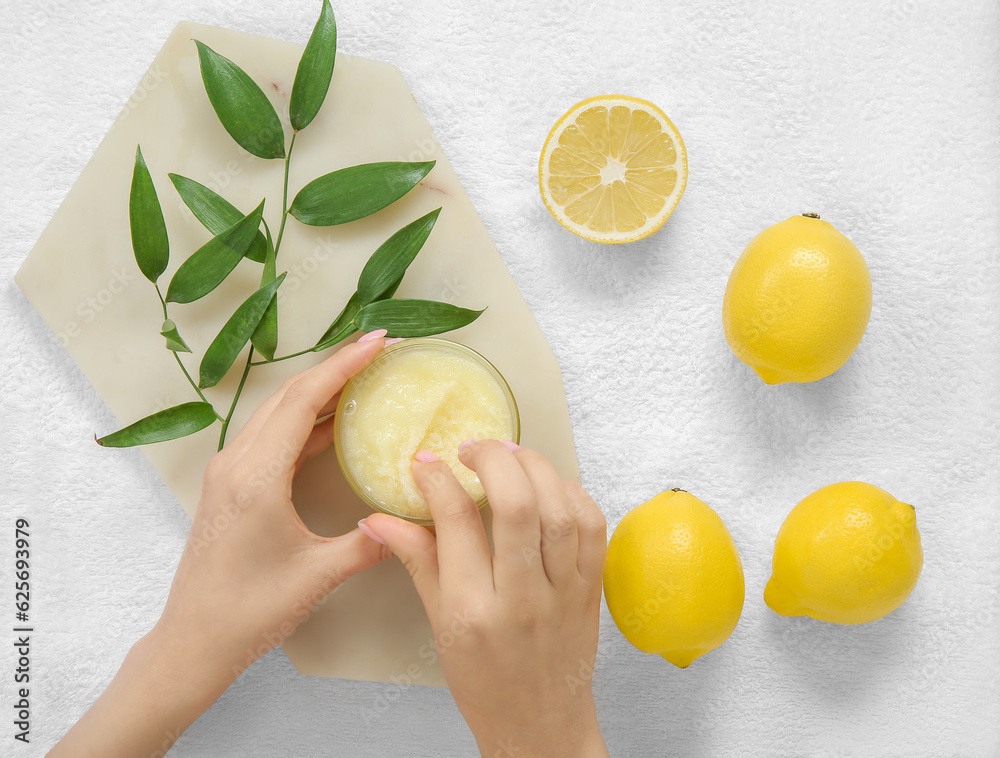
[97,0,483,451]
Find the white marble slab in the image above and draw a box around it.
[15,21,579,686]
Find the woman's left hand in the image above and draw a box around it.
[49,334,391,758]
[158,334,392,681]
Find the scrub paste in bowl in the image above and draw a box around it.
[334,338,519,524]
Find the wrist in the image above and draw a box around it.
[478,734,607,758]
[48,625,240,757]
[140,619,241,703]
[473,703,607,758]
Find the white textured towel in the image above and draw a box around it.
[2,0,998,755]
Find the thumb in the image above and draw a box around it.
[362,514,440,617]
[311,527,390,595]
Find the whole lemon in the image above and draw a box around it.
[603,490,745,668]
[765,482,922,624]
[723,213,872,384]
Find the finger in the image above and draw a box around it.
[565,481,607,583]
[224,377,342,465]
[315,389,344,421]
[363,514,441,617]
[310,527,391,596]
[224,368,308,459]
[235,385,345,466]
[516,448,579,588]
[294,415,338,475]
[225,331,382,458]
[458,440,543,590]
[411,456,493,596]
[250,338,384,470]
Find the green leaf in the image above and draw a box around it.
[380,274,404,301]
[165,200,265,304]
[160,319,192,353]
[194,40,286,160]
[250,228,278,361]
[290,0,337,131]
[199,273,287,389]
[315,290,362,348]
[129,145,169,283]
[168,173,268,263]
[288,161,435,226]
[354,298,484,338]
[358,208,441,304]
[313,271,405,350]
[96,402,217,447]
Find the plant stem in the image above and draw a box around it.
[262,218,275,252]
[249,346,315,367]
[273,131,297,257]
[218,353,253,451]
[251,322,356,366]
[156,286,220,416]
[173,354,215,410]
[217,132,298,449]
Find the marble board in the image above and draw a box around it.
[14,21,580,686]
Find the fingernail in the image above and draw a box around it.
[458,438,478,453]
[358,329,388,343]
[357,518,387,545]
[414,449,438,463]
[499,439,521,452]
[384,337,405,345]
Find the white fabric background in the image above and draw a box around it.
[2,0,998,755]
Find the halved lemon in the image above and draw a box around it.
[539,95,687,244]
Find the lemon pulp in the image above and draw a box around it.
[539,95,687,243]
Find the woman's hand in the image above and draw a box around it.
[364,439,609,758]
[157,333,391,679]
[50,333,391,758]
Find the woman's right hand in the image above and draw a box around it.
[363,440,609,758]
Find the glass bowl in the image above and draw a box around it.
[333,338,520,526]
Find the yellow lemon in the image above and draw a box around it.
[765,482,923,624]
[603,489,744,668]
[722,213,871,384]
[539,95,687,243]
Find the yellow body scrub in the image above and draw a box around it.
[335,339,519,523]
